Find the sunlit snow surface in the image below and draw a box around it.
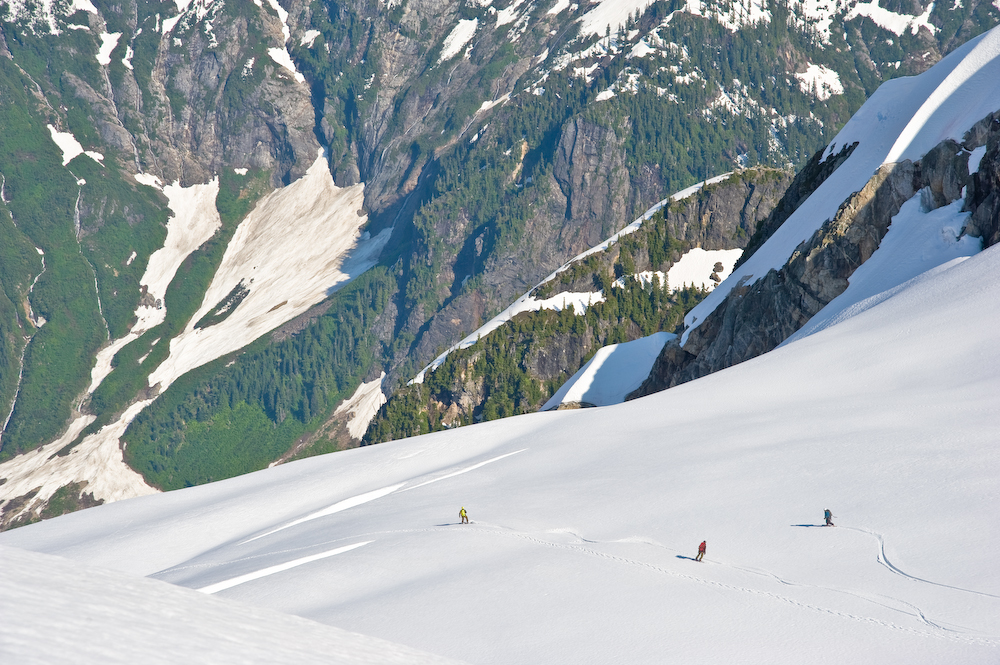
[47,124,104,165]
[439,18,478,62]
[334,372,388,440]
[541,331,675,408]
[0,545,467,664]
[845,0,938,36]
[5,243,1000,663]
[683,25,1000,345]
[795,63,845,100]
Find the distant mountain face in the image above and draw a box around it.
[0,0,998,526]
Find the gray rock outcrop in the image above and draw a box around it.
[631,123,1000,400]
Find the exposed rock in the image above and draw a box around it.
[963,114,1000,248]
[631,129,989,400]
[737,143,856,269]
[553,117,630,238]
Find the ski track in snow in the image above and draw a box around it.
[839,526,1000,600]
[200,519,1000,646]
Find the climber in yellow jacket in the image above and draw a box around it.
[459,507,469,524]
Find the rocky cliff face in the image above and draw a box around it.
[631,124,998,399]
[365,169,793,442]
[964,113,1000,247]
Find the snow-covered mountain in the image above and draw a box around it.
[4,204,1000,663]
[4,21,1000,662]
[2,0,998,527]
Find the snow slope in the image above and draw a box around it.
[0,545,467,665]
[5,242,1000,664]
[147,150,388,392]
[683,24,1000,345]
[541,331,674,409]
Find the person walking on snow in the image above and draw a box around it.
[695,541,706,561]
[824,509,834,527]
[460,507,469,524]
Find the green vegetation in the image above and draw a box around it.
[365,278,706,443]
[0,59,106,459]
[84,168,272,435]
[123,267,397,489]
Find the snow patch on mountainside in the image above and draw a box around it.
[683,25,1000,345]
[579,0,654,36]
[0,400,155,524]
[795,63,844,100]
[88,178,221,393]
[845,0,938,36]
[439,18,478,62]
[96,32,121,65]
[0,545,466,664]
[47,125,104,166]
[666,247,742,291]
[335,373,388,441]
[542,331,675,409]
[146,151,387,393]
[267,47,306,83]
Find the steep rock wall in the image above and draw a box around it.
[631,128,997,399]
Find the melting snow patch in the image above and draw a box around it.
[126,250,137,266]
[234,167,249,175]
[334,373,387,440]
[47,125,103,166]
[579,0,654,37]
[97,32,122,65]
[667,248,742,291]
[497,0,525,26]
[478,94,509,113]
[629,39,657,59]
[439,18,478,62]
[968,145,988,174]
[267,48,306,83]
[134,173,163,189]
[795,64,844,101]
[146,151,387,393]
[845,0,939,36]
[300,29,321,47]
[70,0,98,12]
[595,89,616,101]
[264,0,291,42]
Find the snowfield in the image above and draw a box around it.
[0,545,467,665]
[5,236,1000,663]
